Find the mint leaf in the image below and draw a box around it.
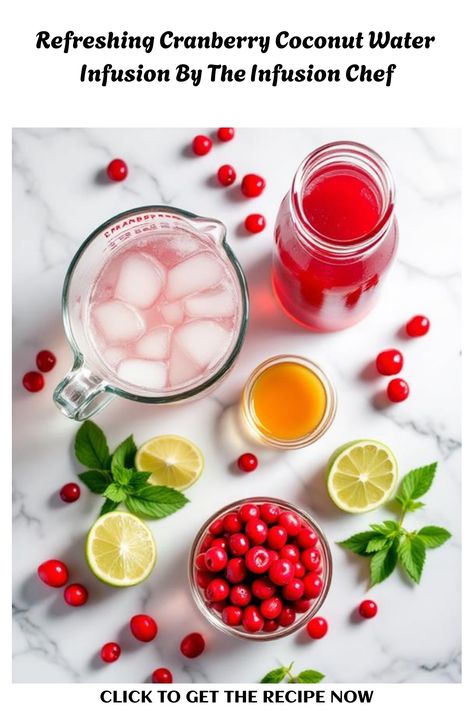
[297,670,325,684]
[128,471,151,490]
[103,483,127,503]
[75,421,110,470]
[370,542,398,586]
[78,470,112,494]
[112,466,135,487]
[366,536,389,553]
[398,535,426,583]
[399,463,437,502]
[111,435,137,477]
[370,521,400,536]
[338,531,376,557]
[125,485,189,519]
[100,498,119,515]
[260,667,287,683]
[416,526,451,549]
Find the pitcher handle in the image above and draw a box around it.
[53,366,115,421]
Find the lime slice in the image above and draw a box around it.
[326,439,398,513]
[135,435,204,491]
[85,511,156,587]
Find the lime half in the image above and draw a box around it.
[135,435,204,491]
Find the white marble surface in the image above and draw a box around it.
[12,128,461,684]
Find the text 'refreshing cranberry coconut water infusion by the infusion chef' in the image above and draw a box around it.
[273,142,399,332]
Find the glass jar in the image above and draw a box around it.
[273,141,398,332]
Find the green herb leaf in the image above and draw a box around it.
[398,535,426,583]
[111,435,137,477]
[260,667,287,683]
[370,542,398,586]
[103,483,128,503]
[338,531,376,557]
[112,466,135,487]
[74,421,111,470]
[125,485,189,519]
[100,498,119,516]
[370,521,400,536]
[297,670,325,684]
[366,536,390,553]
[128,471,151,490]
[399,463,437,502]
[416,526,452,549]
[78,470,112,494]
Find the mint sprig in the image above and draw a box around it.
[74,421,189,521]
[338,462,451,586]
[260,662,324,684]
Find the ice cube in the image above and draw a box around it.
[115,253,165,309]
[117,359,167,390]
[174,319,233,369]
[103,346,127,367]
[166,252,225,301]
[136,326,172,360]
[168,342,202,388]
[161,301,185,326]
[92,300,145,344]
[184,286,235,319]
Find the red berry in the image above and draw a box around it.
[226,557,247,584]
[406,314,430,337]
[293,597,312,613]
[22,371,44,392]
[260,503,281,524]
[359,599,378,619]
[297,528,318,549]
[260,596,283,620]
[263,619,279,633]
[229,584,252,607]
[223,512,242,533]
[237,453,258,472]
[37,559,69,588]
[211,537,228,550]
[277,606,296,628]
[36,350,56,372]
[251,576,276,600]
[280,544,300,564]
[63,583,88,606]
[217,164,236,186]
[209,517,224,535]
[294,561,306,578]
[199,533,215,552]
[228,533,249,556]
[205,546,227,572]
[101,642,121,663]
[242,605,264,633]
[245,519,267,545]
[307,616,328,639]
[205,578,229,603]
[282,578,305,601]
[130,614,158,642]
[269,559,295,586]
[241,173,266,198]
[106,158,128,181]
[195,552,208,571]
[152,667,173,683]
[196,570,214,588]
[267,549,279,564]
[217,127,235,142]
[245,546,271,574]
[222,605,243,626]
[278,511,302,537]
[210,600,226,613]
[192,135,212,156]
[375,349,404,375]
[180,632,205,658]
[59,483,81,503]
[387,378,410,402]
[244,214,266,234]
[239,503,260,522]
[303,572,323,599]
[300,548,321,572]
[267,526,288,550]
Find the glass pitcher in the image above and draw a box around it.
[53,206,249,420]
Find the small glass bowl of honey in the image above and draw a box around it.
[241,355,337,449]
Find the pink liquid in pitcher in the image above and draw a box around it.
[88,232,242,393]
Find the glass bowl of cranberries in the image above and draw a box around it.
[189,497,332,640]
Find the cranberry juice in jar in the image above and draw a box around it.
[273,142,398,332]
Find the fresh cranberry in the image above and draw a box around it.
[228,533,249,556]
[106,158,128,181]
[36,350,56,372]
[222,605,243,626]
[251,576,276,600]
[279,544,300,564]
[100,642,121,663]
[205,546,227,572]
[223,513,242,533]
[260,596,283,620]
[293,597,312,613]
[303,572,323,598]
[260,503,281,524]
[277,606,296,628]
[263,619,279,633]
[217,164,236,186]
[226,557,247,583]
[192,135,212,156]
[282,578,305,601]
[269,559,295,586]
[63,583,88,606]
[209,517,224,535]
[297,528,318,549]
[359,599,378,619]
[199,533,215,552]
[37,559,69,588]
[300,548,321,572]
[387,378,410,402]
[229,584,252,607]
[152,667,173,683]
[130,614,158,642]
[195,553,208,571]
[245,518,268,545]
[196,570,214,588]
[245,546,271,574]
[242,605,264,633]
[278,511,302,537]
[268,550,279,564]
[217,127,235,142]
[211,537,228,550]
[244,214,266,234]
[239,503,260,522]
[237,453,258,472]
[241,173,266,198]
[294,561,306,578]
[59,483,81,503]
[205,578,230,602]
[266,525,288,550]
[375,349,404,375]
[22,371,44,392]
[180,632,205,658]
[406,314,430,337]
[210,600,227,613]
[307,616,328,639]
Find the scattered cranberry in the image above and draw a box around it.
[280,544,300,564]
[106,158,128,182]
[192,135,212,156]
[252,577,276,600]
[237,453,258,472]
[205,546,227,572]
[222,605,243,626]
[359,599,378,619]
[100,642,121,663]
[297,528,318,549]
[59,483,81,503]
[245,546,271,574]
[180,632,205,658]
[260,596,283,620]
[228,533,249,556]
[277,606,296,628]
[278,511,302,537]
[64,583,88,606]
[217,164,237,186]
[226,557,247,584]
[293,597,312,613]
[387,378,410,402]
[36,350,56,372]
[269,559,294,586]
[230,584,252,607]
[245,214,266,234]
[300,548,321,572]
[406,314,430,337]
[205,578,230,603]
[242,605,264,633]
[239,503,260,522]
[307,616,328,639]
[130,614,158,642]
[267,526,288,550]
[223,513,242,533]
[375,349,404,376]
[282,578,305,601]
[152,667,173,683]
[37,559,69,588]
[260,503,281,524]
[303,572,323,599]
[241,173,266,198]
[217,127,235,142]
[22,371,44,392]
[245,519,268,545]
[209,518,224,535]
